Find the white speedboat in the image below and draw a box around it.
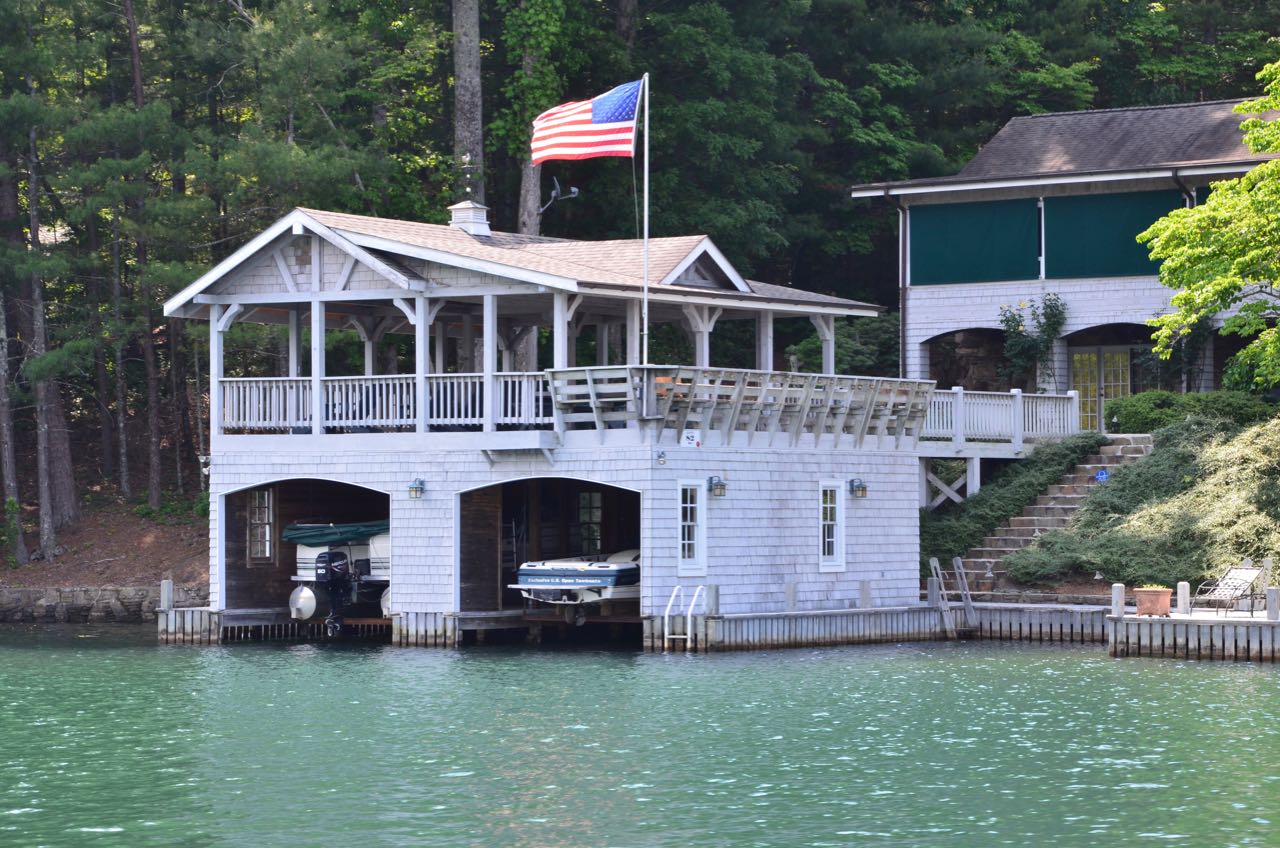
[509,549,640,606]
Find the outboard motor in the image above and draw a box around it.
[316,550,351,636]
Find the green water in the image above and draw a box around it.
[1,628,1278,847]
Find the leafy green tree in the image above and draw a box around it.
[1140,61,1280,390]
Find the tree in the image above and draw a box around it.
[1140,61,1280,390]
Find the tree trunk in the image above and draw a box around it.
[26,126,56,557]
[86,213,116,481]
[0,139,28,565]
[518,160,542,235]
[112,210,131,499]
[124,0,160,509]
[615,0,638,53]
[452,0,484,203]
[48,388,78,527]
[144,307,161,509]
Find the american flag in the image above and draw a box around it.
[530,80,643,165]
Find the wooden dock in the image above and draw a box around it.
[1108,612,1280,661]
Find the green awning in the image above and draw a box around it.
[282,520,390,546]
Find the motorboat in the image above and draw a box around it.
[509,549,640,607]
[283,520,392,634]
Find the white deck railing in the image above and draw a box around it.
[219,373,554,433]
[324,375,416,430]
[221,378,311,432]
[922,387,1080,448]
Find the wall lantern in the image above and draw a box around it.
[408,478,426,500]
[848,478,868,499]
[656,451,667,466]
[707,475,727,497]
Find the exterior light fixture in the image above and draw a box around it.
[198,454,211,476]
[707,475,727,497]
[656,451,667,466]
[408,478,425,499]
[848,478,868,498]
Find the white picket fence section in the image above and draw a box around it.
[324,375,416,430]
[221,378,311,432]
[922,387,1080,448]
[495,372,554,426]
[424,374,484,426]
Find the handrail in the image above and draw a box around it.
[662,584,707,652]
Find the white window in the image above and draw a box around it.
[249,488,273,562]
[818,482,845,572]
[578,491,602,555]
[677,481,707,576]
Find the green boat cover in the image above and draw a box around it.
[282,520,390,546]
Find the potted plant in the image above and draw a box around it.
[1134,583,1172,617]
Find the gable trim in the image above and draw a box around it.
[335,230,580,293]
[164,209,424,319]
[658,237,750,292]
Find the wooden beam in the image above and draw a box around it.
[272,250,298,293]
[335,254,357,291]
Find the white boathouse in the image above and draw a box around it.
[163,202,939,647]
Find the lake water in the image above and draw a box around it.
[1,627,1278,847]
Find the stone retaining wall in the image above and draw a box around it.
[0,585,209,624]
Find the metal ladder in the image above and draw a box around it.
[662,584,706,652]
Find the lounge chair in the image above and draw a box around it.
[1192,559,1268,616]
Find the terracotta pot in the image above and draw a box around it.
[1134,587,1172,617]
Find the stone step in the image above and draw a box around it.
[1008,514,1069,529]
[968,546,1023,559]
[1023,504,1076,518]
[1106,433,1154,446]
[1044,482,1093,497]
[984,527,1044,541]
[1035,493,1089,508]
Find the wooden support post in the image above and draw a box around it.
[1268,587,1279,622]
[553,292,569,369]
[705,584,720,616]
[951,386,965,448]
[1111,582,1126,618]
[310,301,324,434]
[966,457,981,498]
[597,322,611,366]
[209,304,224,440]
[1177,581,1190,615]
[927,576,940,608]
[460,313,476,372]
[159,579,174,611]
[626,300,641,365]
[482,295,497,432]
[809,314,835,374]
[919,458,929,508]
[756,311,774,371]
[416,297,429,433]
[1010,388,1024,453]
[287,307,300,377]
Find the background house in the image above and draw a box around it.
[852,100,1276,430]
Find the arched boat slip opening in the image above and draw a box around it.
[212,477,393,643]
[448,477,642,648]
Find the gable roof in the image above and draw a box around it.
[165,207,882,319]
[851,99,1279,200]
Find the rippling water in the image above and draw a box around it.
[1,627,1278,847]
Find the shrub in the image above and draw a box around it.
[1104,390,1274,433]
[1005,415,1280,587]
[919,431,1108,572]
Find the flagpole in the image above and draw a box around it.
[641,72,650,368]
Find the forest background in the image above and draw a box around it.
[2,0,1280,563]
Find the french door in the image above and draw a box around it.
[1070,347,1132,431]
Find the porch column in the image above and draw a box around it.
[434,316,447,374]
[626,300,641,365]
[287,307,301,377]
[682,305,721,369]
[209,304,224,440]
[461,313,476,372]
[363,332,376,377]
[597,322,611,366]
[482,294,498,432]
[310,301,324,434]
[756,310,774,371]
[416,297,429,433]
[553,292,570,369]
[1038,337,1069,393]
[810,314,836,374]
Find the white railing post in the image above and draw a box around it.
[951,386,965,448]
[1010,388,1024,453]
[1067,389,1080,433]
